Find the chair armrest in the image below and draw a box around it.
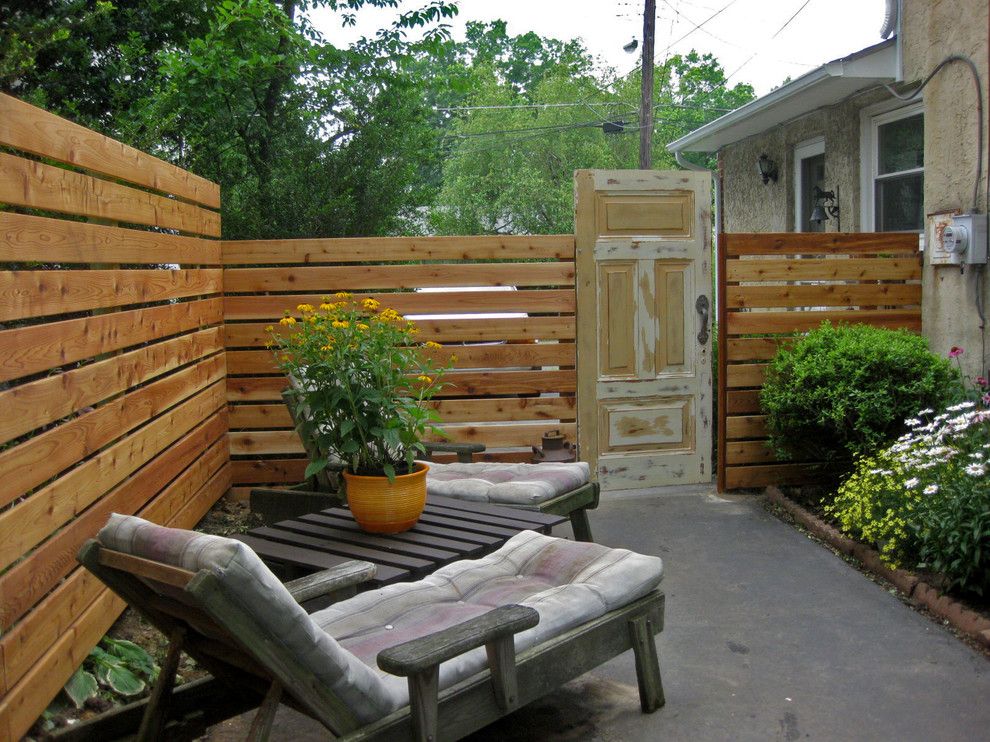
[284,561,376,603]
[422,442,486,464]
[377,604,538,677]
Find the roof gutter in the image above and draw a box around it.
[674,150,708,171]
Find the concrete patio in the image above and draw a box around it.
[207,487,990,741]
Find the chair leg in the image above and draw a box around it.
[569,507,594,542]
[408,667,440,742]
[247,680,283,741]
[137,628,185,741]
[628,616,665,712]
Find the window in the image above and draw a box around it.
[863,103,924,231]
[793,137,825,232]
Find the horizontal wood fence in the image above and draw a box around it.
[223,235,577,498]
[0,94,227,741]
[717,232,922,492]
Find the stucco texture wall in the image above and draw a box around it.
[902,0,989,378]
[720,90,889,233]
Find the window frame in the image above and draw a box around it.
[859,100,924,232]
[793,137,825,232]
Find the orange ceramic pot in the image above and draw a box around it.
[342,463,428,533]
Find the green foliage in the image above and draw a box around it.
[828,399,990,595]
[760,322,957,471]
[429,38,755,234]
[268,297,451,478]
[62,636,159,708]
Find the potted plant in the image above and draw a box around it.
[267,294,451,532]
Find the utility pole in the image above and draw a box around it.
[639,0,656,169]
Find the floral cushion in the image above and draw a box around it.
[96,516,663,724]
[424,461,591,505]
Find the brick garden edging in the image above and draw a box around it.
[765,486,990,650]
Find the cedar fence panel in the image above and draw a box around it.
[716,232,921,492]
[0,94,226,741]
[222,235,577,498]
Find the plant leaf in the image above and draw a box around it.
[101,664,146,696]
[304,458,328,479]
[64,667,99,708]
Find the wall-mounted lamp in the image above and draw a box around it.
[757,154,778,184]
[810,185,840,230]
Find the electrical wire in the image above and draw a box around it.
[726,0,815,82]
[437,101,734,113]
[882,55,984,213]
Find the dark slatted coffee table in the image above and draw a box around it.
[234,495,566,588]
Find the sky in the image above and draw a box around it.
[308,0,888,97]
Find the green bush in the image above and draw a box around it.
[760,322,957,470]
[829,400,990,595]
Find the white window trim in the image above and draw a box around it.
[859,99,924,232]
[793,136,825,232]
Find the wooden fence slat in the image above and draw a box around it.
[0,93,220,208]
[222,262,575,292]
[225,316,576,348]
[725,415,768,440]
[222,288,575,319]
[0,415,227,632]
[0,153,221,237]
[221,234,574,264]
[226,343,575,375]
[725,257,921,282]
[725,363,767,388]
[726,308,921,335]
[0,268,223,321]
[724,463,817,489]
[0,297,222,383]
[725,390,762,415]
[227,369,577,403]
[0,211,220,265]
[726,337,790,362]
[228,396,577,430]
[726,283,921,309]
[230,458,307,485]
[724,232,919,256]
[0,355,225,509]
[725,440,777,465]
[0,327,223,445]
[0,382,225,571]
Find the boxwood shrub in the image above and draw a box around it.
[760,322,957,472]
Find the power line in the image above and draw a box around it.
[437,101,735,114]
[726,0,816,81]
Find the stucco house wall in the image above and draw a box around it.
[901,0,989,376]
[720,89,889,233]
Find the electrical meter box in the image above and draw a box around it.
[940,213,988,265]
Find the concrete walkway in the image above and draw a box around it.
[207,488,990,741]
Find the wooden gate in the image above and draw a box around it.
[717,232,922,491]
[574,170,714,491]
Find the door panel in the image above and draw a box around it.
[575,170,712,491]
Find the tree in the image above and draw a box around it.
[428,32,756,235]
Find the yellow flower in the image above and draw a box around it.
[265,325,274,332]
[307,315,318,323]
[320,344,333,351]
[332,320,350,329]
[449,353,458,363]
[379,308,402,322]
[357,323,369,330]
[279,316,296,326]
[424,341,442,350]
[296,303,314,313]
[319,303,334,311]
[334,291,352,299]
[362,298,381,311]
[281,354,290,362]
[417,375,433,384]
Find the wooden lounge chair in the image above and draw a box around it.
[251,385,599,542]
[77,514,665,741]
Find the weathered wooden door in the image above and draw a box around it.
[574,170,713,491]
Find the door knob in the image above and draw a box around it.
[695,295,710,345]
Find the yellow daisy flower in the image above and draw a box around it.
[362,298,381,311]
[424,341,442,350]
[279,316,296,326]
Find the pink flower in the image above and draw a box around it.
[984,392,990,405]
[976,376,989,388]
[949,346,964,358]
